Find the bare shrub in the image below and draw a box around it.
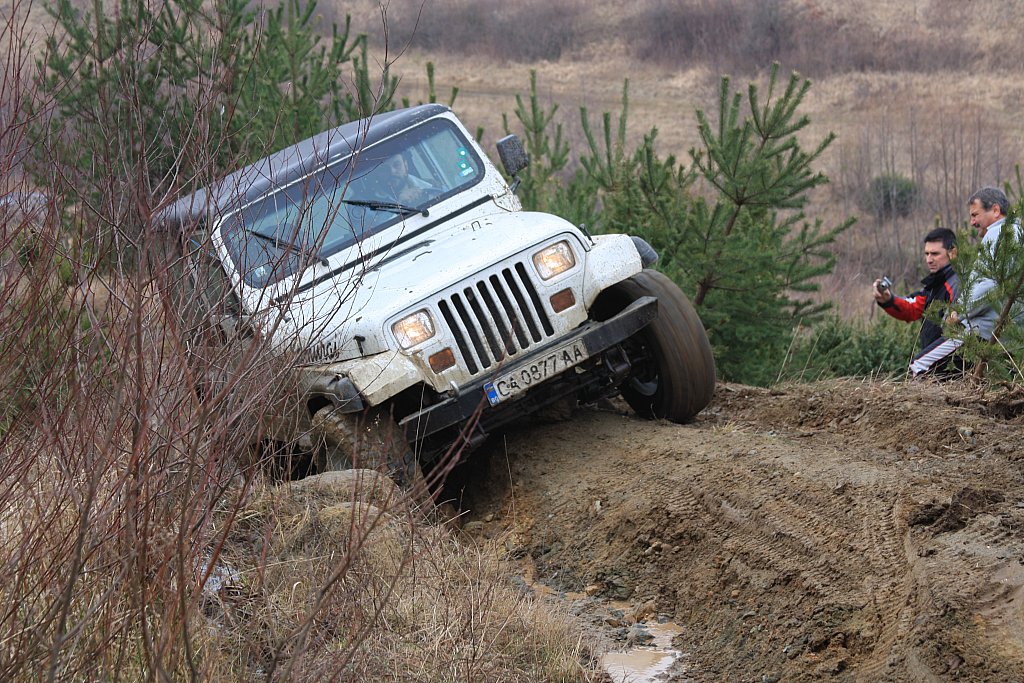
[351,0,587,63]
[0,162,295,678]
[623,0,979,77]
[1,2,603,679]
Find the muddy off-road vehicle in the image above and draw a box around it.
[159,104,715,484]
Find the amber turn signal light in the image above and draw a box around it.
[550,288,576,313]
[429,348,457,373]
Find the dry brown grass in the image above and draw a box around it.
[3,1,1023,678]
[192,471,602,680]
[0,423,601,680]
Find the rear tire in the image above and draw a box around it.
[595,269,715,422]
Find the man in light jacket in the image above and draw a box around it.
[953,186,1016,341]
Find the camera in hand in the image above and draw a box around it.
[876,276,893,293]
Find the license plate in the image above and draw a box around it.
[483,340,589,406]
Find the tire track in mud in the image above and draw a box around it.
[462,379,1024,681]
[642,453,851,600]
[639,430,923,669]
[855,494,930,681]
[490,409,940,678]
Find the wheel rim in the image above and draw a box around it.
[628,374,659,397]
[624,334,660,398]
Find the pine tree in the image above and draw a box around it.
[26,0,394,257]
[951,186,1024,380]
[582,64,853,384]
[500,70,570,213]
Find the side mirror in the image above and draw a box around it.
[496,135,529,178]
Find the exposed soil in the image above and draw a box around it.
[453,379,1024,681]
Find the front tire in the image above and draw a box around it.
[595,269,715,422]
[311,405,423,489]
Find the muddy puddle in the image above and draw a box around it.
[599,609,685,683]
[527,576,687,682]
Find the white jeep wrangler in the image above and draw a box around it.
[159,104,715,485]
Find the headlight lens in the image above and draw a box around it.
[532,240,576,280]
[392,310,435,349]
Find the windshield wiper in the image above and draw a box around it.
[341,198,428,218]
[246,229,329,266]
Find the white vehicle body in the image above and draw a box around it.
[160,104,712,469]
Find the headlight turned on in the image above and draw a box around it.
[532,240,576,280]
[392,309,435,349]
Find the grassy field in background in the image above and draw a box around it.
[339,0,1024,318]
[3,3,1023,678]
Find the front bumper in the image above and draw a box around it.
[398,295,657,439]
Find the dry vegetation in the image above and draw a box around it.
[3,0,1024,680]
[0,3,604,679]
[0,199,600,679]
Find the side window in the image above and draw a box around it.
[181,232,241,345]
[194,244,241,319]
[429,130,480,191]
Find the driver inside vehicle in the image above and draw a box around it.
[383,152,435,204]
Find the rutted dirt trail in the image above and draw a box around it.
[456,379,1024,681]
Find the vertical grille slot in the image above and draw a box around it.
[464,286,505,363]
[515,263,555,337]
[437,300,478,374]
[474,281,515,357]
[451,292,492,368]
[488,273,529,349]
[502,268,542,342]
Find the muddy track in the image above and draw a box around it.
[455,380,1024,681]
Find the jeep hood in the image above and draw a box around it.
[272,210,587,360]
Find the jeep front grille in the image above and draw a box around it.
[437,262,555,375]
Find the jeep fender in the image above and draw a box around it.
[581,234,645,307]
[325,350,429,407]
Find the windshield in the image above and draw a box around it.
[220,117,485,288]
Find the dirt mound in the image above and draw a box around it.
[454,378,1024,681]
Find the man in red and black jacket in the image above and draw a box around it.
[873,227,960,376]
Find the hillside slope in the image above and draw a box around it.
[457,379,1024,681]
